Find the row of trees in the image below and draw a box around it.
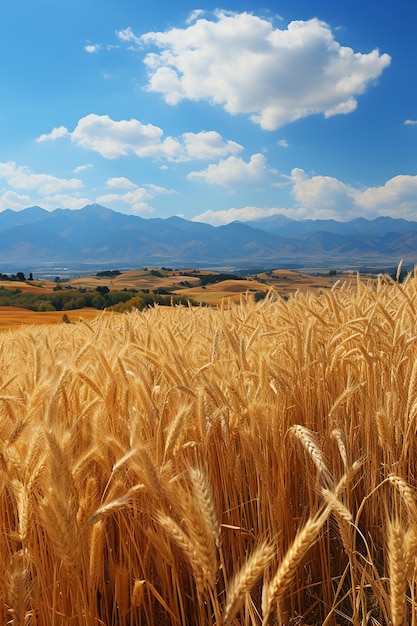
[0,271,33,281]
[0,286,197,312]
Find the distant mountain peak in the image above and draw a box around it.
[0,204,415,269]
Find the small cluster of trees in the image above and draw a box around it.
[95,270,121,278]
[0,271,33,281]
[180,272,242,286]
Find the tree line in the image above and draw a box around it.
[0,286,196,312]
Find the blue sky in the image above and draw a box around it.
[0,0,415,224]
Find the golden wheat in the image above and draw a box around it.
[387,516,408,626]
[0,274,417,624]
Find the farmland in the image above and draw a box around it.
[0,267,341,328]
[1,271,416,624]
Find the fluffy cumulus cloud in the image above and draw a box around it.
[70,114,181,160]
[40,194,93,210]
[37,115,242,162]
[106,177,137,189]
[182,131,242,160]
[290,169,417,220]
[192,171,417,224]
[290,168,360,218]
[0,161,83,195]
[359,175,417,217]
[36,126,70,142]
[96,178,174,215]
[0,161,91,211]
[0,190,33,211]
[188,153,278,187]
[85,43,101,53]
[193,206,289,225]
[131,11,391,129]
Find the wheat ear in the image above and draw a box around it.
[158,512,216,594]
[6,551,31,626]
[290,425,333,488]
[404,527,417,581]
[262,507,331,624]
[189,467,221,548]
[388,475,417,518]
[224,541,274,625]
[330,428,348,469]
[86,484,144,525]
[39,488,81,578]
[387,517,407,626]
[322,488,353,555]
[88,519,105,583]
[132,579,146,608]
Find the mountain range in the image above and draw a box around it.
[0,204,415,272]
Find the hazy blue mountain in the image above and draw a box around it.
[249,214,417,237]
[0,206,49,231]
[0,204,415,269]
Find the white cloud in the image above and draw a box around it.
[0,190,33,211]
[69,114,181,160]
[73,164,93,173]
[85,44,101,53]
[97,189,154,214]
[186,9,206,25]
[290,169,417,220]
[290,168,359,218]
[106,177,137,189]
[0,161,83,194]
[41,194,93,210]
[359,175,417,217]
[135,11,390,130]
[278,139,289,148]
[97,182,172,215]
[182,131,242,160]
[193,206,289,225]
[144,183,174,194]
[188,153,278,187]
[39,114,241,163]
[405,119,417,125]
[116,27,141,46]
[193,171,417,224]
[36,126,69,142]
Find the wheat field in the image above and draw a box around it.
[1,273,417,625]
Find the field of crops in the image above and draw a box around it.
[0,306,105,330]
[1,274,416,624]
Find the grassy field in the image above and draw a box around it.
[1,272,417,624]
[0,306,106,330]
